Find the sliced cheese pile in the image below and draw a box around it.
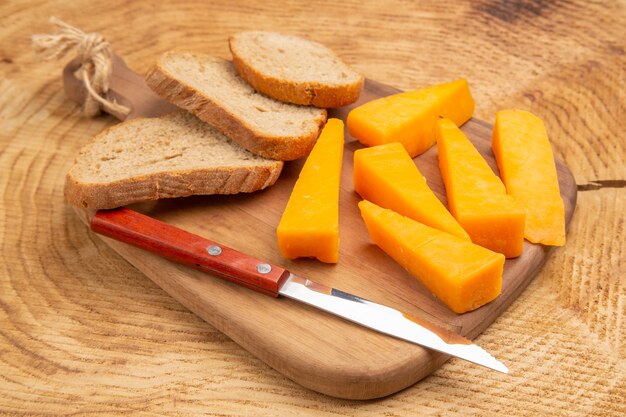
[276,118,344,263]
[346,79,474,157]
[354,142,469,240]
[275,75,566,315]
[437,118,526,258]
[492,109,566,246]
[359,200,505,314]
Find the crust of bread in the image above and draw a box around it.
[64,117,284,210]
[65,164,282,209]
[229,34,364,108]
[145,57,327,161]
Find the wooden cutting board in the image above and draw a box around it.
[69,56,577,400]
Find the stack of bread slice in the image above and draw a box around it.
[65,31,363,209]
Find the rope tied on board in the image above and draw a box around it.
[32,17,130,117]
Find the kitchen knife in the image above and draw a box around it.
[90,207,508,374]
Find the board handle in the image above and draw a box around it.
[90,208,289,297]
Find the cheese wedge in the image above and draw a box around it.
[346,79,474,157]
[276,118,344,263]
[492,109,565,246]
[353,142,470,240]
[437,118,525,258]
[359,200,504,314]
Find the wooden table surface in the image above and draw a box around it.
[1,1,624,415]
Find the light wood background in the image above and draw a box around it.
[1,0,624,415]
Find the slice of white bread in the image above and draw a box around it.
[65,111,284,209]
[145,52,327,161]
[229,31,364,108]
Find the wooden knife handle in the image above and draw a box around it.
[90,208,290,297]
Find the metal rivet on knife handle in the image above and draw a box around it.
[207,245,222,256]
[257,263,272,274]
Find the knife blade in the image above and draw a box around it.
[90,207,508,374]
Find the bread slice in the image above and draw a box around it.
[65,111,284,209]
[145,52,327,161]
[229,31,364,108]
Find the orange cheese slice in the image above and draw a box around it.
[346,79,475,157]
[276,118,344,263]
[437,118,525,258]
[492,109,565,246]
[353,142,470,240]
[359,200,504,314]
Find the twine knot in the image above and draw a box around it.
[31,17,130,117]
